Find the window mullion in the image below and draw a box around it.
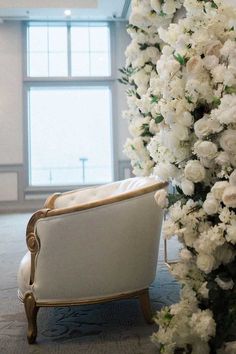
[67,23,72,77]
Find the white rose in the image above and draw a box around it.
[229,170,236,186]
[220,129,236,154]
[154,189,168,208]
[215,151,230,167]
[211,181,229,200]
[172,124,189,141]
[203,195,219,215]
[222,186,236,208]
[163,0,176,15]
[194,141,218,160]
[197,254,215,273]
[213,95,236,125]
[154,162,178,181]
[176,111,193,127]
[215,276,234,290]
[181,179,194,196]
[184,160,206,183]
[194,116,221,139]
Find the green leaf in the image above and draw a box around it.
[154,43,161,52]
[186,95,193,104]
[159,9,166,17]
[164,312,174,321]
[154,114,164,123]
[151,95,159,104]
[141,123,154,137]
[211,1,218,8]
[167,193,185,206]
[225,86,236,94]
[139,43,149,51]
[212,96,221,108]
[173,53,186,66]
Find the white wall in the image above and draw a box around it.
[0,20,130,211]
[0,22,23,164]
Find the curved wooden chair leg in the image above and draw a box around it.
[139,289,154,324]
[24,292,39,344]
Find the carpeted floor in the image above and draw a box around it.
[0,213,180,354]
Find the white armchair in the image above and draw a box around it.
[17,177,167,344]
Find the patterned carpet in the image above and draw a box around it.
[0,213,180,354]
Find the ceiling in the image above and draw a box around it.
[0,0,131,21]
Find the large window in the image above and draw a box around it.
[26,22,114,187]
[27,23,111,77]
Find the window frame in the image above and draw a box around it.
[23,21,118,193]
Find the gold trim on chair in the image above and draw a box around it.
[26,209,50,284]
[23,288,153,344]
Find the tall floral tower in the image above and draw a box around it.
[122,0,236,352]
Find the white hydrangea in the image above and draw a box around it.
[190,310,216,342]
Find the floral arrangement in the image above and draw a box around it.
[121,0,236,353]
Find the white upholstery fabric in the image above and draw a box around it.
[17,252,32,299]
[18,177,164,303]
[54,177,160,209]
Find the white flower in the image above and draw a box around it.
[154,189,168,208]
[190,310,216,341]
[215,151,231,167]
[186,56,204,74]
[177,111,193,127]
[215,276,234,290]
[172,124,189,141]
[194,116,221,139]
[180,248,193,261]
[219,207,231,223]
[226,221,236,244]
[181,179,194,196]
[193,141,218,160]
[197,254,215,274]
[212,95,236,125]
[220,129,236,154]
[229,169,236,186]
[220,39,236,57]
[184,160,206,183]
[154,162,179,181]
[203,55,219,70]
[211,181,229,201]
[162,0,177,15]
[150,0,161,13]
[203,195,219,215]
[198,282,209,299]
[222,186,236,208]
